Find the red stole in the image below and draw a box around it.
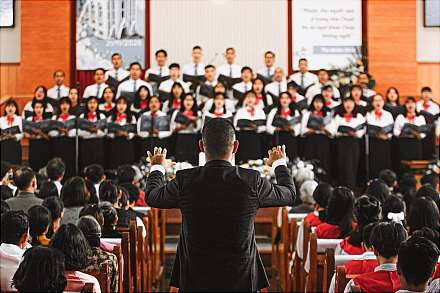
[172,98,180,109]
[339,237,364,255]
[353,270,400,293]
[304,212,323,227]
[59,113,69,122]
[87,112,97,121]
[344,259,378,275]
[315,223,341,239]
[116,112,126,123]
[344,113,353,123]
[406,114,415,123]
[281,108,291,119]
[6,116,14,126]
[139,100,148,110]
[374,111,382,120]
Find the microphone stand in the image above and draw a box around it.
[75,81,80,176]
[365,126,370,185]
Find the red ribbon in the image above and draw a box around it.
[407,114,415,123]
[183,110,194,118]
[140,100,148,110]
[60,113,69,122]
[213,111,224,117]
[116,112,127,123]
[291,96,297,103]
[247,106,255,117]
[344,113,353,123]
[172,98,180,109]
[325,100,332,107]
[255,95,263,105]
[314,111,323,117]
[87,112,97,121]
[423,102,430,111]
[281,108,291,118]
[33,115,42,122]
[7,116,14,126]
[104,103,113,111]
[374,111,382,120]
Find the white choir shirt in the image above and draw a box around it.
[300,110,332,136]
[170,110,201,134]
[0,115,23,141]
[330,113,366,138]
[145,66,170,79]
[217,63,242,78]
[158,78,190,93]
[78,112,107,139]
[324,98,341,110]
[233,106,267,133]
[288,71,318,89]
[232,81,253,93]
[98,102,115,113]
[393,113,427,138]
[266,107,302,136]
[48,114,77,137]
[265,81,287,98]
[416,100,440,115]
[105,67,130,82]
[22,101,54,119]
[201,111,233,129]
[182,63,206,76]
[366,109,394,139]
[117,78,153,98]
[47,84,70,100]
[83,83,107,99]
[305,83,341,104]
[0,243,27,292]
[202,98,236,114]
[363,88,376,99]
[136,110,172,139]
[256,66,276,78]
[107,114,136,140]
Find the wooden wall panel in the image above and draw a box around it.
[417,63,440,103]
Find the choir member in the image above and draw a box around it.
[145,49,170,93]
[23,100,51,172]
[170,93,201,164]
[417,87,439,160]
[265,67,287,105]
[201,92,234,129]
[266,91,301,160]
[321,85,341,110]
[288,58,318,95]
[366,94,394,179]
[104,52,130,89]
[196,64,217,107]
[286,81,308,111]
[158,63,190,101]
[162,82,185,114]
[202,82,235,114]
[233,91,266,162]
[358,72,376,100]
[256,51,276,83]
[0,99,23,165]
[300,94,332,173]
[49,97,77,178]
[217,47,242,89]
[350,84,368,113]
[232,66,253,103]
[78,96,107,169]
[130,85,151,117]
[107,96,137,169]
[68,87,83,116]
[47,70,69,100]
[98,86,115,117]
[117,62,153,100]
[416,86,439,117]
[384,87,404,119]
[82,68,107,99]
[305,69,340,104]
[252,77,273,112]
[394,96,427,164]
[331,96,366,189]
[136,96,171,159]
[23,85,54,119]
[182,46,206,91]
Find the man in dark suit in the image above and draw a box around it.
[145,118,296,292]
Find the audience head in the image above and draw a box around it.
[421,171,439,190]
[42,196,64,235]
[60,176,90,208]
[365,178,390,204]
[379,169,397,191]
[79,204,104,228]
[398,172,417,208]
[361,222,376,250]
[13,166,36,192]
[117,164,136,184]
[415,184,440,210]
[412,227,439,249]
[77,215,102,248]
[99,180,120,205]
[382,194,406,224]
[119,182,140,206]
[1,210,29,248]
[28,205,51,244]
[84,164,105,184]
[370,221,407,260]
[12,247,67,293]
[201,118,237,161]
[326,187,354,238]
[408,197,439,234]
[299,180,318,205]
[46,158,65,182]
[84,179,99,205]
[100,202,119,228]
[312,183,333,209]
[349,195,381,246]
[38,180,59,199]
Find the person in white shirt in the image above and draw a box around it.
[201,92,234,129]
[417,86,439,116]
[0,99,23,165]
[358,72,376,100]
[0,210,30,292]
[196,64,218,106]
[286,81,308,111]
[46,157,66,197]
[98,86,116,117]
[82,68,107,99]
[158,63,190,99]
[252,77,273,111]
[265,67,287,102]
[117,62,153,99]
[104,53,130,86]
[22,86,54,119]
[47,70,70,100]
[183,45,205,78]
[145,49,170,95]
[217,47,242,89]
[288,58,318,93]
[321,85,341,111]
[202,81,236,114]
[256,51,276,82]
[305,69,340,104]
[232,66,253,102]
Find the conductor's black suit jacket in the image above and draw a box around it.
[146,160,296,292]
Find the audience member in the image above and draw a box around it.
[290,180,317,214]
[84,164,106,196]
[415,184,440,210]
[38,180,59,199]
[379,169,398,192]
[28,205,51,246]
[42,196,64,237]
[60,177,90,225]
[303,182,333,227]
[99,202,121,239]
[46,157,65,195]
[407,197,440,235]
[6,167,42,213]
[365,178,390,204]
[382,194,406,225]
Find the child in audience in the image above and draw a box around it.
[42,196,64,237]
[28,205,51,246]
[365,178,390,204]
[407,197,440,235]
[99,202,121,239]
[303,182,333,227]
[344,221,407,293]
[382,194,406,225]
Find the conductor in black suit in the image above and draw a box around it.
[145,118,296,292]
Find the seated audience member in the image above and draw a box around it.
[365,178,390,204]
[398,173,418,209]
[84,179,99,205]
[420,171,439,191]
[379,169,398,193]
[79,204,114,252]
[344,221,407,293]
[1,185,13,201]
[60,177,91,225]
[0,210,30,292]
[303,183,333,227]
[77,216,119,292]
[1,200,10,215]
[12,246,67,293]
[38,180,59,199]
[50,223,101,293]
[28,205,51,246]
[6,167,43,213]
[1,161,14,198]
[99,180,121,208]
[84,164,106,196]
[416,184,440,210]
[117,167,146,206]
[382,194,406,225]
[336,195,381,255]
[407,197,440,235]
[42,196,64,237]
[117,164,137,185]
[46,157,66,196]
[290,180,317,214]
[99,202,122,239]
[316,187,354,239]
[397,236,440,293]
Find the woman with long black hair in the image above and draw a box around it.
[130,85,151,117]
[0,99,23,164]
[384,87,404,119]
[22,85,54,119]
[162,82,185,114]
[98,86,116,117]
[201,92,234,128]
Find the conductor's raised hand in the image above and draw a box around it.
[147,147,172,168]
[265,145,286,167]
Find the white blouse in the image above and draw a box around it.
[78,112,107,139]
[0,115,23,141]
[393,114,427,139]
[330,113,366,138]
[266,107,301,136]
[233,106,267,133]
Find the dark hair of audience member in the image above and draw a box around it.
[84,179,99,204]
[42,196,64,237]
[326,187,354,238]
[0,185,13,200]
[415,184,440,210]
[60,177,90,208]
[99,202,121,238]
[99,180,120,204]
[117,164,136,184]
[349,195,381,247]
[397,236,440,288]
[398,173,417,208]
[1,200,10,215]
[1,210,29,244]
[412,227,439,249]
[312,183,333,221]
[362,222,377,249]
[84,164,105,184]
[46,157,65,181]
[13,166,35,191]
[119,182,140,204]
[77,215,102,248]
[420,171,439,189]
[49,223,90,271]
[378,169,397,189]
[12,247,67,293]
[365,178,390,204]
[38,180,59,199]
[382,194,406,222]
[407,197,440,234]
[28,205,51,246]
[79,204,104,228]
[370,221,407,259]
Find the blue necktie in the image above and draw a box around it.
[194,64,198,75]
[229,66,233,77]
[300,73,305,88]
[133,80,137,92]
[57,86,61,99]
[96,84,101,98]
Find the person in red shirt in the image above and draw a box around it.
[303,182,333,227]
[316,186,354,239]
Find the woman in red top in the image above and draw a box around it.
[304,182,333,227]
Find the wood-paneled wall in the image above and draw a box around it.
[418,63,440,102]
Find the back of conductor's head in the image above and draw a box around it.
[200,118,237,161]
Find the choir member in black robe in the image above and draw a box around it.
[416,86,439,160]
[22,85,54,119]
[202,81,236,114]
[366,94,394,179]
[162,82,185,114]
[170,93,201,164]
[331,96,366,189]
[301,94,332,174]
[68,87,84,117]
[107,96,137,169]
[0,99,23,165]
[98,86,116,117]
[253,77,273,113]
[130,85,151,118]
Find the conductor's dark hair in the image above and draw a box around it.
[169,63,180,70]
[193,45,202,50]
[28,205,51,243]
[38,181,59,199]
[99,180,119,204]
[408,197,440,234]
[111,52,121,58]
[42,196,64,222]
[240,66,253,74]
[60,177,90,208]
[3,99,19,115]
[84,164,104,184]
[264,51,275,57]
[94,68,105,75]
[202,118,236,158]
[313,182,333,222]
[370,221,407,258]
[420,171,439,190]
[365,178,390,204]
[412,227,439,249]
[1,210,29,245]
[129,62,142,70]
[416,184,440,210]
[155,49,167,57]
[79,204,104,228]
[421,86,432,93]
[13,166,35,191]
[46,157,65,181]
[326,187,354,238]
[117,164,136,184]
[379,169,397,188]
[397,236,439,287]
[12,246,67,293]
[349,195,381,247]
[49,223,90,271]
[362,222,376,248]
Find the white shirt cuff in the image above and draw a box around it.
[271,158,287,173]
[150,165,165,175]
